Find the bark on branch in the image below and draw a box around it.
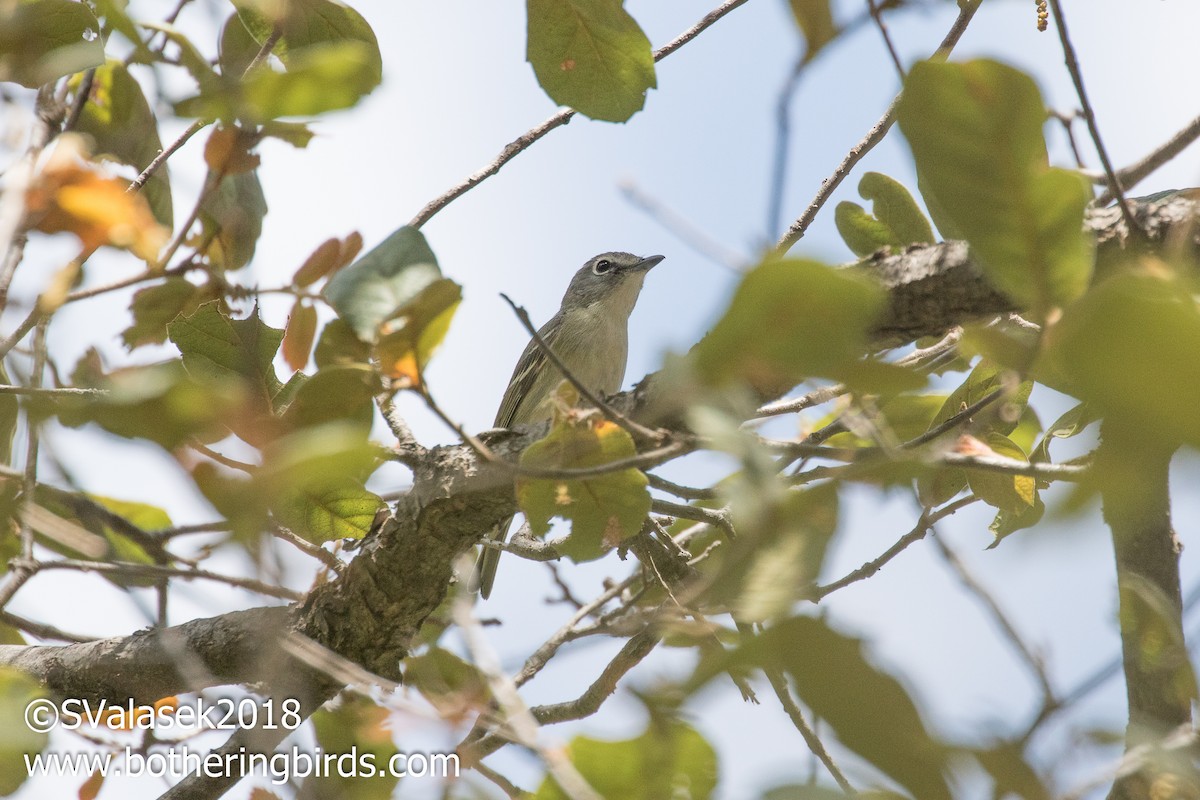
[0,194,1194,798]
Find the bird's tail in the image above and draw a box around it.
[472,516,513,599]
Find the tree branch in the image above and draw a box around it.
[408,0,752,229]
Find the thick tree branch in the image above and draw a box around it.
[0,195,1193,798]
[1098,421,1191,800]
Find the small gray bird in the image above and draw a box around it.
[474,251,664,598]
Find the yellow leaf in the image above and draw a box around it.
[26,136,167,263]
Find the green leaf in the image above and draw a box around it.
[988,493,1045,547]
[273,482,383,543]
[278,364,379,434]
[46,494,173,587]
[257,422,380,496]
[177,41,381,122]
[0,0,105,88]
[122,277,219,349]
[233,0,383,86]
[516,413,651,563]
[309,695,399,800]
[928,359,1032,439]
[372,277,461,387]
[190,462,266,540]
[218,12,261,78]
[170,302,283,404]
[404,648,490,715]
[973,742,1052,800]
[825,394,947,448]
[916,362,1032,506]
[244,40,379,119]
[0,666,49,795]
[535,719,717,800]
[835,202,896,258]
[324,226,443,343]
[260,119,315,148]
[314,318,371,368]
[92,0,145,60]
[863,171,935,246]
[898,59,1093,316]
[967,432,1037,514]
[693,617,951,800]
[198,170,267,270]
[1031,402,1097,464]
[70,61,173,228]
[526,0,656,123]
[1039,272,1200,447]
[717,483,839,621]
[138,21,220,91]
[836,172,934,258]
[58,355,243,449]
[787,0,838,62]
[692,258,923,395]
[168,303,286,445]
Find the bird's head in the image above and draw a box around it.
[560,251,664,315]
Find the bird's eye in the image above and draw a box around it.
[592,259,612,275]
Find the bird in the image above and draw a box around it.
[474,251,665,598]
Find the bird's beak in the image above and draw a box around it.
[634,254,665,272]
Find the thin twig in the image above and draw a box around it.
[409,0,753,229]
[417,383,497,461]
[31,559,303,601]
[1046,0,1143,238]
[513,440,689,481]
[0,564,37,611]
[650,498,733,537]
[514,574,642,688]
[0,86,62,309]
[901,387,1006,450]
[939,451,1087,481]
[867,0,906,80]
[1096,111,1200,205]
[813,496,975,600]
[64,259,192,304]
[618,180,745,271]
[63,68,96,133]
[764,665,856,793]
[271,522,343,574]
[646,472,719,500]
[930,532,1056,702]
[0,385,107,397]
[752,325,961,420]
[473,761,527,800]
[376,392,426,464]
[465,628,662,764]
[453,589,603,800]
[1050,109,1088,170]
[128,24,284,197]
[150,521,230,539]
[127,120,206,194]
[20,321,48,561]
[0,611,93,643]
[766,7,881,239]
[776,0,982,252]
[190,441,255,473]
[499,293,668,443]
